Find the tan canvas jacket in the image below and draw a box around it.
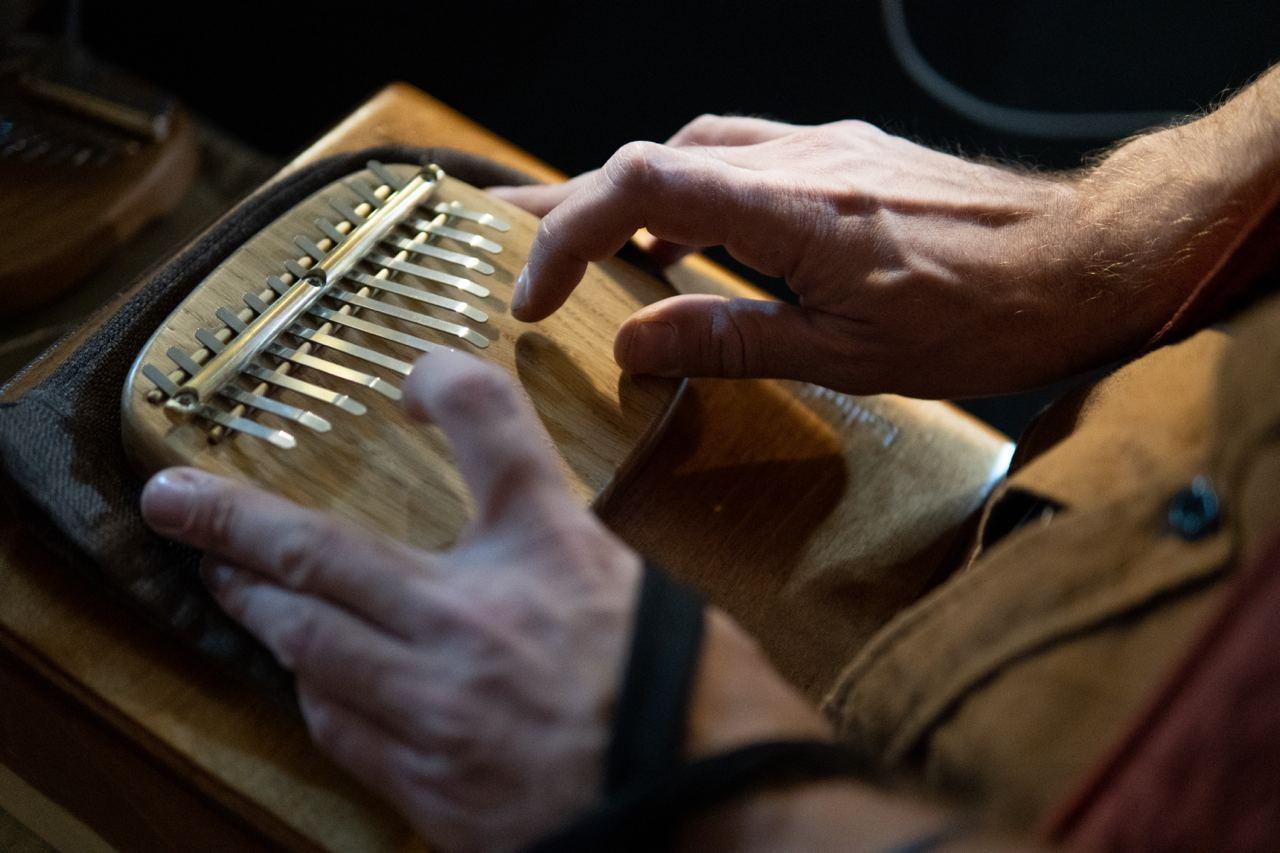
[823,286,1280,829]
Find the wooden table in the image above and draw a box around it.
[0,84,1011,851]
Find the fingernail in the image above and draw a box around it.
[511,267,530,317]
[141,469,197,535]
[625,322,680,374]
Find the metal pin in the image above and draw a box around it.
[434,200,511,232]
[367,160,406,191]
[242,363,367,416]
[403,218,503,254]
[329,290,490,349]
[310,304,441,355]
[347,269,488,323]
[270,272,294,295]
[220,386,331,433]
[384,234,495,274]
[366,253,490,298]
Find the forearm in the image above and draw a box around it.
[1059,63,1280,351]
[681,613,1036,852]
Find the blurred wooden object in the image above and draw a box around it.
[0,39,199,316]
[0,84,1012,850]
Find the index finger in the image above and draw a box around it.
[141,468,427,629]
[512,141,792,322]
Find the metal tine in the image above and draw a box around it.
[317,213,495,276]
[328,289,490,349]
[296,235,327,263]
[291,325,415,376]
[195,327,367,416]
[403,217,503,255]
[350,179,385,209]
[331,197,367,226]
[217,306,249,332]
[384,234,495,275]
[433,200,511,232]
[310,303,441,356]
[218,306,403,401]
[316,217,347,246]
[367,160,406,191]
[142,363,180,397]
[167,346,205,377]
[243,363,367,416]
[366,253,491,299]
[244,291,414,376]
[163,348,295,447]
[347,269,488,324]
[221,386,332,433]
[198,404,297,449]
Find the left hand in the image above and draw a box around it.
[140,348,826,851]
[141,349,642,851]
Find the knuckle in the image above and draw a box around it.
[828,118,880,138]
[707,299,756,378]
[274,515,339,589]
[604,140,666,191]
[199,486,240,549]
[679,113,724,140]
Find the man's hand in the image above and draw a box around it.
[139,348,822,852]
[494,85,1280,398]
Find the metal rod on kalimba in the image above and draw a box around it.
[165,165,444,415]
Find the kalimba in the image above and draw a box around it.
[122,159,680,548]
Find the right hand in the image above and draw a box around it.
[490,114,1188,398]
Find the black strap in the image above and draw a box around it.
[526,562,872,852]
[528,739,864,853]
[605,562,705,793]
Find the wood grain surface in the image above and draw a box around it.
[0,83,1013,851]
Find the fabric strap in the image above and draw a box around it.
[529,562,868,852]
[606,562,706,794]
[530,739,865,852]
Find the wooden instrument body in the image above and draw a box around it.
[0,110,198,317]
[122,166,679,548]
[0,86,1012,852]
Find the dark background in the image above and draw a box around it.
[27,0,1280,434]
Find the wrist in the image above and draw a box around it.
[685,609,829,760]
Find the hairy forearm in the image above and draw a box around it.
[1059,63,1280,352]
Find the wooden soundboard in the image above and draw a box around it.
[0,85,1012,851]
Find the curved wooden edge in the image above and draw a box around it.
[0,110,200,316]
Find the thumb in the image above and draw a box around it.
[614,294,860,386]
